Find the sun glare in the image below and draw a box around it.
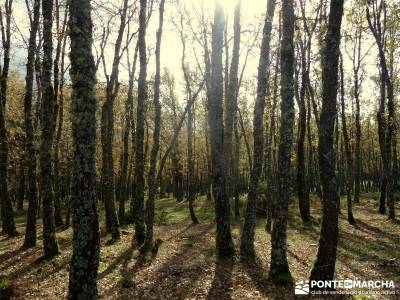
[183,0,262,15]
[217,0,237,10]
[183,0,239,11]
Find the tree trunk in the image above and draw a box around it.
[144,0,166,250]
[209,2,234,258]
[265,26,280,232]
[339,54,355,225]
[241,0,276,258]
[309,0,344,284]
[53,4,68,228]
[68,0,100,295]
[233,120,240,217]
[377,67,387,214]
[224,1,241,206]
[187,92,199,225]
[133,0,148,245]
[23,0,40,248]
[40,0,59,258]
[0,0,17,237]
[101,0,130,241]
[101,97,120,240]
[119,43,138,225]
[353,74,362,204]
[269,0,294,283]
[366,0,396,219]
[297,44,310,222]
[17,158,25,211]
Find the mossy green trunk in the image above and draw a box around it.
[40,0,59,258]
[68,0,100,296]
[269,0,295,283]
[23,0,39,244]
[145,0,166,248]
[101,99,120,240]
[310,0,344,283]
[134,0,148,245]
[0,94,16,237]
[0,0,16,238]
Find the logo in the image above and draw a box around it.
[294,279,395,296]
[295,280,310,295]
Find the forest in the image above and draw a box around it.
[0,0,399,298]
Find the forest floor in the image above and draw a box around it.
[0,193,399,299]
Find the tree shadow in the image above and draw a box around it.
[100,239,146,298]
[207,256,235,300]
[355,219,400,244]
[326,233,398,290]
[0,248,24,267]
[240,253,296,299]
[240,255,270,296]
[287,248,309,268]
[102,223,215,299]
[98,239,139,280]
[165,223,196,242]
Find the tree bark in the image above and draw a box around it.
[40,0,59,258]
[297,43,310,223]
[352,27,363,204]
[22,0,40,249]
[339,54,355,225]
[209,2,234,258]
[17,158,24,210]
[134,0,149,244]
[144,0,166,250]
[68,0,100,295]
[53,1,68,227]
[366,0,396,220]
[119,43,138,225]
[224,1,241,206]
[309,0,344,284]
[269,0,294,283]
[101,0,130,241]
[0,0,17,237]
[240,0,276,258]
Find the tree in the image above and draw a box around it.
[144,0,166,250]
[0,0,17,237]
[224,1,240,209]
[23,0,41,248]
[134,0,149,244]
[17,158,25,211]
[209,1,234,258]
[309,0,344,284]
[296,0,319,223]
[100,0,131,241]
[40,0,60,258]
[366,0,396,219]
[269,0,294,283]
[264,17,281,233]
[68,0,100,295]
[173,9,201,225]
[53,0,69,227]
[119,40,138,225]
[339,53,355,225]
[352,23,362,205]
[240,0,276,257]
